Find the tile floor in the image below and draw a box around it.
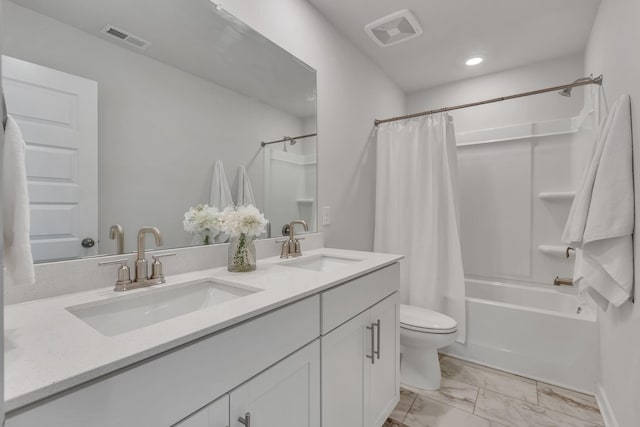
[385,355,604,427]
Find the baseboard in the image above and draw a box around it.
[439,351,595,395]
[595,382,619,427]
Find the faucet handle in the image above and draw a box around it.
[275,239,290,258]
[99,259,132,291]
[151,253,176,260]
[150,253,176,282]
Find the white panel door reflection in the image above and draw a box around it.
[2,55,98,262]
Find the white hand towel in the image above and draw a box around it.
[236,165,256,206]
[209,160,233,243]
[3,115,35,285]
[562,94,634,308]
[209,160,233,209]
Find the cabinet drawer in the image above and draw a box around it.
[321,263,399,334]
[6,296,320,427]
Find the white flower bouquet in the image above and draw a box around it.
[183,204,220,245]
[217,204,267,272]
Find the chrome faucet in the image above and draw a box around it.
[109,224,125,254]
[277,220,309,258]
[135,227,164,284]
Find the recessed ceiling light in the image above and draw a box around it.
[465,57,484,66]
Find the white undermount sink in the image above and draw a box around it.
[67,280,258,336]
[279,254,363,272]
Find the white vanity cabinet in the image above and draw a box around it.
[5,259,401,427]
[175,341,320,427]
[5,296,320,427]
[174,396,229,427]
[229,341,320,427]
[321,264,400,427]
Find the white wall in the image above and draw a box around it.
[407,55,585,134]
[2,1,304,253]
[222,0,405,251]
[584,1,640,425]
[0,6,6,417]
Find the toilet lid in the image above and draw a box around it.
[400,304,457,334]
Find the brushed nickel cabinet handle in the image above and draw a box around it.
[374,319,381,360]
[366,324,375,365]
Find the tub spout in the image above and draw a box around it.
[553,276,573,286]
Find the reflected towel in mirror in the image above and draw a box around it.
[210,160,233,243]
[236,165,256,206]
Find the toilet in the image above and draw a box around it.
[400,304,458,390]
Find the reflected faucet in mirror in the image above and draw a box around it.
[109,225,125,255]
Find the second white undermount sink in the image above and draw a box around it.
[67,280,258,336]
[279,254,363,272]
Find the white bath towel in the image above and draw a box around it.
[3,115,35,285]
[563,94,634,308]
[209,160,233,243]
[236,165,256,206]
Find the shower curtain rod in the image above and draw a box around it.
[374,75,604,126]
[261,132,317,147]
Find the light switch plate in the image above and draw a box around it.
[322,206,330,225]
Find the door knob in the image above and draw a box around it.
[81,237,96,248]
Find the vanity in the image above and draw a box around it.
[4,245,402,426]
[0,2,401,425]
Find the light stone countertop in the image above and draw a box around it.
[4,248,403,412]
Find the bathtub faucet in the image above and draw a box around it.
[553,276,573,286]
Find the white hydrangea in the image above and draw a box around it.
[218,204,267,238]
[183,204,221,234]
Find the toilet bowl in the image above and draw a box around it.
[400,304,457,390]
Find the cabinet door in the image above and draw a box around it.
[368,293,400,427]
[321,310,371,427]
[173,395,229,427]
[230,340,320,427]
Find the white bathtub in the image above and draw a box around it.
[443,278,599,393]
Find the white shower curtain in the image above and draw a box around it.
[374,114,466,343]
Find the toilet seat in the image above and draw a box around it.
[400,304,457,334]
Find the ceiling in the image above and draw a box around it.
[9,0,317,118]
[308,0,601,93]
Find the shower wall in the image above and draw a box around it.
[406,54,586,287]
[457,118,590,286]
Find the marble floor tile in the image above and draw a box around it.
[404,395,503,427]
[383,419,407,427]
[389,388,418,424]
[402,377,479,413]
[537,382,604,426]
[475,389,601,427]
[440,356,538,404]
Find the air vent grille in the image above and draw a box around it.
[101,25,151,50]
[365,9,423,47]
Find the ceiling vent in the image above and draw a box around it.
[101,25,151,50]
[365,9,423,48]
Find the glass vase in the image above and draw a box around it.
[228,233,256,272]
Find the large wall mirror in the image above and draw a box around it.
[1,0,317,262]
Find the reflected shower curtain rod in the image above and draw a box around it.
[374,74,604,126]
[261,132,317,147]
